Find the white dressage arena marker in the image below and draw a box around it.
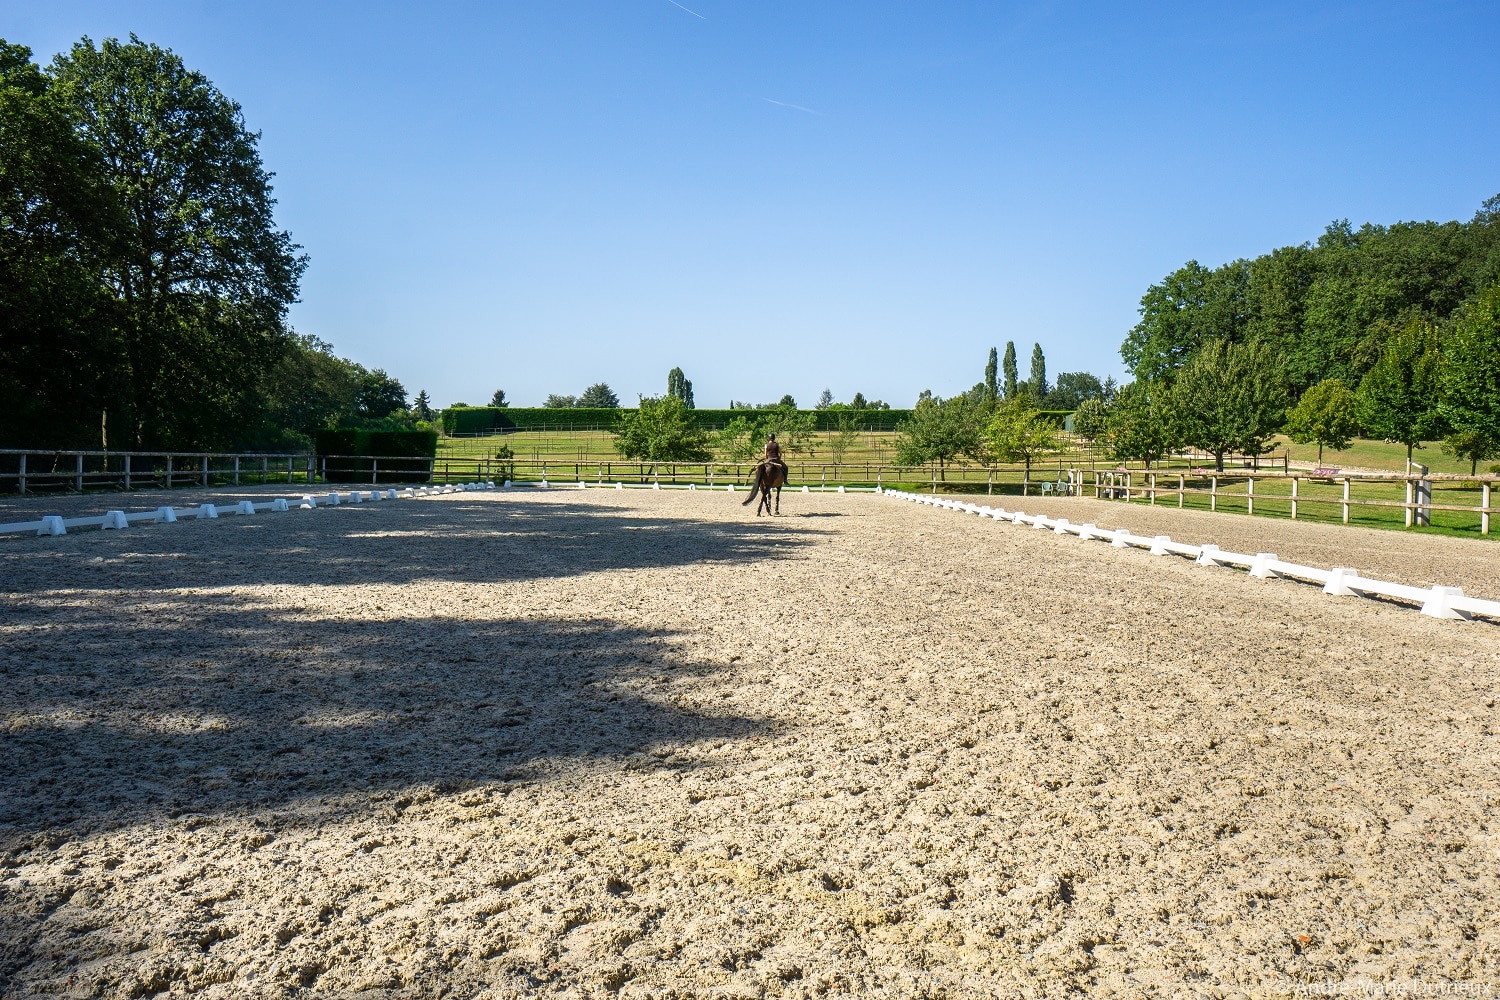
[101,510,128,530]
[155,506,178,523]
[196,504,218,519]
[1323,567,1360,596]
[39,516,65,536]
[236,500,256,515]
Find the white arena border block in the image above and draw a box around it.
[879,488,1500,626]
[0,476,471,541]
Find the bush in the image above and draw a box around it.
[441,406,912,435]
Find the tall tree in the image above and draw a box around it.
[1440,282,1500,464]
[666,367,694,408]
[1283,378,1359,463]
[543,394,577,408]
[614,394,710,462]
[488,389,508,408]
[984,395,1060,492]
[1002,342,1018,398]
[895,391,985,478]
[1358,317,1444,465]
[984,346,998,400]
[1106,381,1177,467]
[578,382,620,408]
[48,35,306,448]
[815,388,833,410]
[1028,343,1048,398]
[0,41,122,449]
[411,390,433,421]
[1171,339,1286,471]
[1047,372,1105,410]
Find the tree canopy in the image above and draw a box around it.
[614,394,710,463]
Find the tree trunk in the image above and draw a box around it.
[1215,452,1225,473]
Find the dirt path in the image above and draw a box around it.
[2,488,1496,997]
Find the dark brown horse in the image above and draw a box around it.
[741,460,787,516]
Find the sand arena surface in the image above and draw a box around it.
[1,487,1497,998]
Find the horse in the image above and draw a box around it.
[741,460,787,516]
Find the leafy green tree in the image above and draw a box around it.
[827,410,861,465]
[760,403,816,456]
[1358,317,1445,465]
[1002,342,1018,398]
[544,394,577,408]
[1028,343,1048,397]
[984,394,1061,491]
[896,391,985,478]
[1047,371,1105,410]
[1440,282,1500,463]
[1106,380,1177,467]
[712,415,761,463]
[49,35,306,448]
[984,347,998,400]
[357,370,407,421]
[778,393,796,408]
[1073,397,1108,444]
[0,41,122,449]
[411,390,433,421]
[489,389,508,408]
[1121,260,1247,384]
[849,392,868,410]
[614,394,710,462]
[666,367,694,408]
[1172,340,1285,471]
[1283,378,1359,463]
[1441,430,1499,476]
[815,388,833,410]
[578,383,619,407]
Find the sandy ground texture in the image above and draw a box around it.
[1,486,1498,998]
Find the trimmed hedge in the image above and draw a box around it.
[315,428,438,483]
[442,407,913,435]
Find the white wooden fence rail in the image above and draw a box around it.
[881,488,1500,625]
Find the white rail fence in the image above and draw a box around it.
[882,489,1500,625]
[0,482,498,538]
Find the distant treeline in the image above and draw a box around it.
[442,406,915,436]
[1123,201,1500,393]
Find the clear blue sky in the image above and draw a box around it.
[10,2,1500,408]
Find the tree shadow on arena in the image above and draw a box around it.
[0,593,766,845]
[0,494,827,590]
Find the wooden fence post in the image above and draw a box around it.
[123,454,131,491]
[166,455,173,488]
[76,453,84,492]
[1405,480,1414,528]
[1342,478,1350,524]
[1290,476,1298,520]
[201,454,209,487]
[1178,473,1184,508]
[1210,476,1217,512]
[17,454,25,494]
[1484,482,1491,536]
[1246,476,1254,515]
[234,455,241,485]
[1149,472,1156,505]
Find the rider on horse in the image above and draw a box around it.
[764,434,788,482]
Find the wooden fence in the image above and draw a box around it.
[1091,468,1499,534]
[0,449,317,493]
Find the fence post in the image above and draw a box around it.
[1177,473,1184,508]
[1247,476,1254,516]
[260,456,268,484]
[1149,472,1156,505]
[1290,476,1298,520]
[234,455,241,485]
[1484,482,1492,536]
[76,453,84,492]
[1342,478,1350,524]
[17,454,25,494]
[372,457,379,485]
[201,454,209,487]
[1405,479,1414,528]
[1210,476,1217,512]
[166,455,173,488]
[123,454,131,491]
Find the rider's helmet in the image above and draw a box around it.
[768,434,777,441]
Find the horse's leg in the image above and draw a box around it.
[773,484,781,515]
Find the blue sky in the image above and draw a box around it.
[9,2,1500,408]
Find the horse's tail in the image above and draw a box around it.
[742,465,761,505]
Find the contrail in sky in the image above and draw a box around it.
[763,98,823,115]
[665,0,706,18]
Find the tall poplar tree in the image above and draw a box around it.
[1001,342,1018,398]
[984,347,998,400]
